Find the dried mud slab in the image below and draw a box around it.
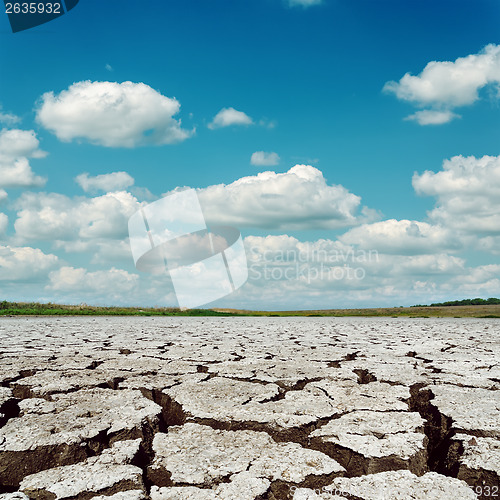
[150,472,270,499]
[161,377,412,440]
[293,470,479,499]
[92,493,147,500]
[10,369,132,398]
[147,423,344,487]
[431,385,500,438]
[20,439,145,499]
[447,434,500,499]
[310,410,427,476]
[0,389,161,487]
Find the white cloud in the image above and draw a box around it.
[384,44,500,107]
[0,128,47,188]
[47,266,138,294]
[76,171,135,193]
[14,190,141,242]
[404,110,460,125]
[0,107,20,126]
[450,263,500,286]
[0,213,7,235]
[477,236,500,255]
[233,234,470,310]
[36,80,194,147]
[163,165,377,230]
[105,63,113,72]
[208,107,253,129]
[251,151,280,166]
[88,239,134,265]
[0,158,46,190]
[0,245,59,281]
[384,44,500,124]
[129,186,157,202]
[413,155,500,234]
[287,0,322,7]
[0,129,46,160]
[50,238,133,267]
[340,219,461,255]
[0,190,7,203]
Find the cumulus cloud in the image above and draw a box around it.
[76,171,135,193]
[448,264,500,294]
[232,234,470,310]
[477,236,500,255]
[413,155,500,234]
[47,266,138,294]
[0,245,59,281]
[0,129,46,161]
[0,190,7,203]
[245,234,463,278]
[384,44,500,124]
[208,107,253,129]
[0,129,47,188]
[251,151,280,167]
[340,219,461,255]
[0,107,20,126]
[163,165,377,230]
[0,213,7,235]
[13,190,141,242]
[404,110,460,126]
[36,81,194,147]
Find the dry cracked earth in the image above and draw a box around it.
[0,316,499,500]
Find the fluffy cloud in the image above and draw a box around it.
[0,190,7,203]
[0,129,47,188]
[47,266,138,294]
[245,234,463,278]
[14,190,141,242]
[76,171,135,193]
[413,155,500,234]
[36,81,193,147]
[404,110,460,126]
[0,107,20,126]
[340,219,461,255]
[208,107,253,129]
[0,245,59,281]
[251,151,280,167]
[233,234,470,310]
[0,213,7,235]
[164,165,376,230]
[384,44,500,124]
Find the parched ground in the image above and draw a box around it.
[0,316,498,500]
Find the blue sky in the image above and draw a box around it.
[1,0,500,309]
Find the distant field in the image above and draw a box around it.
[213,304,500,318]
[0,301,236,317]
[1,300,500,317]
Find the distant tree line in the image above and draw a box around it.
[414,298,500,307]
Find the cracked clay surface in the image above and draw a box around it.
[0,316,499,499]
